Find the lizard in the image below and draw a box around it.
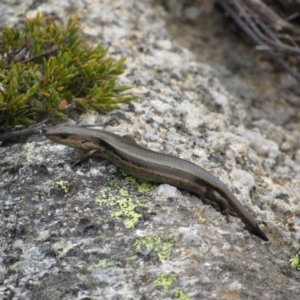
[45,125,269,241]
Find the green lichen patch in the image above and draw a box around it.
[134,235,173,260]
[95,258,110,267]
[124,175,137,184]
[121,172,157,193]
[290,250,300,271]
[95,187,143,229]
[153,274,176,291]
[93,173,156,229]
[110,198,144,229]
[0,13,136,131]
[119,188,129,196]
[107,174,126,189]
[173,290,191,300]
[94,258,121,271]
[54,180,69,196]
[108,170,156,194]
[153,274,190,299]
[137,181,156,193]
[95,187,116,206]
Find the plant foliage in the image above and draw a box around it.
[0,13,135,130]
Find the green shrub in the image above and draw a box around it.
[0,13,136,130]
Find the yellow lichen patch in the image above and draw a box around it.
[110,198,144,229]
[134,235,173,260]
[137,182,156,193]
[95,188,116,206]
[173,290,191,300]
[152,274,190,299]
[119,188,129,196]
[153,274,176,291]
[54,180,69,197]
[94,258,121,270]
[124,175,137,184]
[290,250,300,271]
[93,174,158,229]
[95,185,144,229]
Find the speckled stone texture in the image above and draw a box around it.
[0,0,300,299]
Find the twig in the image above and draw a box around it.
[41,116,121,138]
[215,0,300,82]
[243,0,296,33]
[0,112,54,143]
[18,47,60,64]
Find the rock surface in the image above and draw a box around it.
[1,0,300,299]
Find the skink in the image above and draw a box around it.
[45,126,269,241]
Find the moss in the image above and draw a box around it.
[0,13,136,131]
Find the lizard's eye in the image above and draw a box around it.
[60,134,70,139]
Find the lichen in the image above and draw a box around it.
[134,235,173,260]
[119,188,129,196]
[137,182,156,193]
[290,250,300,271]
[95,186,143,229]
[110,198,143,229]
[54,180,69,196]
[173,290,191,300]
[95,258,121,269]
[95,187,115,206]
[153,274,176,291]
[124,175,137,184]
